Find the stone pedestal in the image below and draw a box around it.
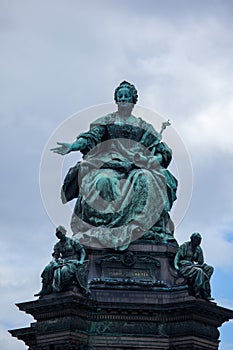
[9,243,233,350]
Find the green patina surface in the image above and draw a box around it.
[51,81,178,249]
[35,226,89,297]
[174,232,214,300]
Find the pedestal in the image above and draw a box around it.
[9,243,233,350]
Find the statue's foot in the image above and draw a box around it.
[202,291,214,301]
[34,290,44,297]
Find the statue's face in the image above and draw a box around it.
[116,87,134,107]
[191,235,201,247]
[56,231,66,240]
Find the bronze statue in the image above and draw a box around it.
[35,226,89,296]
[51,81,178,249]
[174,232,214,300]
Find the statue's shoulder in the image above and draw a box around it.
[178,241,189,251]
[69,236,82,249]
[91,113,116,127]
[131,115,149,128]
[53,240,62,251]
[136,115,159,134]
[196,245,203,254]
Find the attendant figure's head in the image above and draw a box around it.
[114,81,138,115]
[55,225,67,241]
[190,232,202,247]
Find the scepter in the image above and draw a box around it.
[150,119,171,155]
[159,119,171,136]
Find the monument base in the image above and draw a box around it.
[9,288,233,350]
[9,243,233,349]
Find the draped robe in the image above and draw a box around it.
[62,113,177,249]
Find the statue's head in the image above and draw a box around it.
[114,81,138,105]
[56,225,67,239]
[190,232,202,246]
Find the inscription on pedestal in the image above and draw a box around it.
[94,252,161,286]
[104,267,152,281]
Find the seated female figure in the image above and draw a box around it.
[51,82,178,249]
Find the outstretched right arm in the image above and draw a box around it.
[50,137,88,155]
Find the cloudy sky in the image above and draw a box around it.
[1,0,233,349]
